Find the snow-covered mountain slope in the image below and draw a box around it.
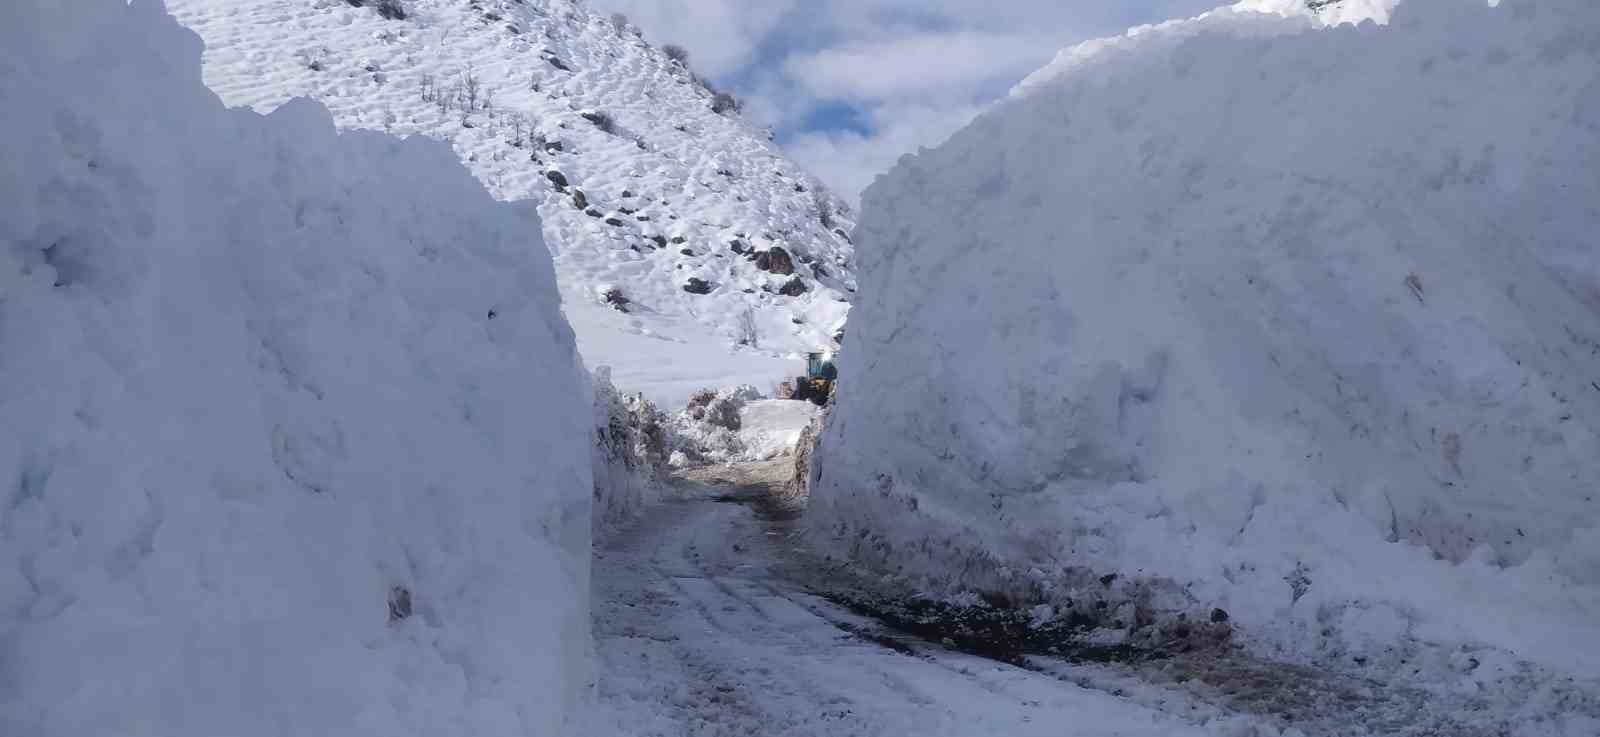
[807,0,1600,713]
[167,0,856,403]
[0,1,592,734]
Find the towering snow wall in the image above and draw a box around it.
[0,1,593,735]
[809,0,1600,679]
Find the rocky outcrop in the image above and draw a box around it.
[754,246,795,275]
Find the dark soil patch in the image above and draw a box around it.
[817,590,1162,667]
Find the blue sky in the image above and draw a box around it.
[589,0,1222,204]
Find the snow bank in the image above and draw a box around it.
[592,368,670,535]
[0,1,592,735]
[810,0,1600,686]
[662,387,820,467]
[737,400,824,462]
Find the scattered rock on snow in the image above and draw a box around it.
[604,287,630,313]
[683,277,713,294]
[778,277,808,296]
[387,586,412,622]
[754,246,794,275]
[581,110,616,134]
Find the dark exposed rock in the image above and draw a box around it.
[605,217,625,226]
[680,248,695,256]
[754,246,795,275]
[347,0,407,21]
[649,235,667,249]
[683,277,713,295]
[778,276,808,296]
[545,170,568,190]
[729,239,747,254]
[604,287,630,313]
[585,208,603,218]
[387,586,412,622]
[581,111,615,133]
[670,236,687,245]
[571,189,587,210]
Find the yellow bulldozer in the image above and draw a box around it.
[791,351,837,406]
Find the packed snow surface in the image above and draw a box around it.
[810,0,1600,706]
[166,0,855,395]
[0,1,593,734]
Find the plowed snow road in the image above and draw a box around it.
[589,461,1598,737]
[589,461,1236,737]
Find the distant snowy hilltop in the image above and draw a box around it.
[168,0,856,402]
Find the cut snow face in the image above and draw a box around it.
[0,1,592,735]
[166,0,856,395]
[808,0,1600,703]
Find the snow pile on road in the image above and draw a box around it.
[166,0,856,393]
[736,400,824,461]
[0,1,592,735]
[809,0,1600,693]
[665,388,820,467]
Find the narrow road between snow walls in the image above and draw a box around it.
[591,460,1219,737]
[589,456,1596,737]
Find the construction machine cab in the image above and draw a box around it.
[806,351,838,381]
[793,351,837,405]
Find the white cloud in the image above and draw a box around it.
[784,30,1066,103]
[783,100,989,207]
